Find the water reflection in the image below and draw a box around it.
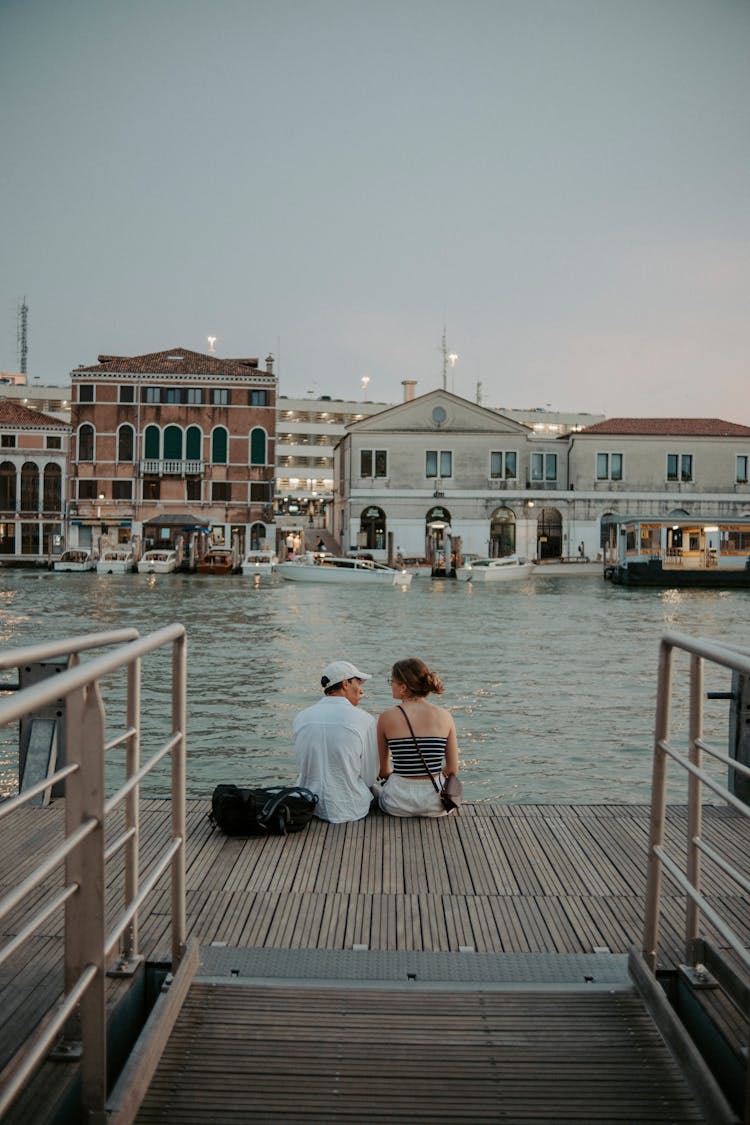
[0,569,747,804]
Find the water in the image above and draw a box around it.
[1,568,747,804]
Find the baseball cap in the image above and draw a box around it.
[321,660,372,690]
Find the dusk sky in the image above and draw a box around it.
[1,0,748,420]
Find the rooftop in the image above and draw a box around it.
[579,417,750,437]
[73,347,272,379]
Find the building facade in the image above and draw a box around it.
[334,390,750,563]
[68,347,276,556]
[0,400,69,562]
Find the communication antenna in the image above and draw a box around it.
[476,380,483,405]
[440,326,457,391]
[17,297,28,375]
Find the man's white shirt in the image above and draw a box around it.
[294,696,378,823]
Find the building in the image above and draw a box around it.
[333,390,750,564]
[68,347,276,557]
[0,400,69,563]
[0,382,71,422]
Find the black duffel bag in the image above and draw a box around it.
[209,784,318,837]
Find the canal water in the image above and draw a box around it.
[0,568,747,804]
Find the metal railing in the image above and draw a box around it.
[0,624,187,1120]
[642,631,750,976]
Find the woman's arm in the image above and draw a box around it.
[444,715,459,776]
[376,713,393,780]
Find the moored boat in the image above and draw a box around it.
[53,549,97,573]
[456,554,534,582]
[604,514,750,588]
[278,554,413,586]
[137,549,178,574]
[240,550,278,576]
[96,549,134,575]
[196,549,235,576]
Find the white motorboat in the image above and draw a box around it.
[456,555,535,582]
[278,555,413,587]
[241,550,278,576]
[137,549,178,574]
[53,549,97,573]
[96,549,134,575]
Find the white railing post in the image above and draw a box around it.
[686,653,704,955]
[643,637,673,973]
[122,655,142,964]
[171,631,187,968]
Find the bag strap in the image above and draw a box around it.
[397,705,441,794]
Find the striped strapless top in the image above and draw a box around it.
[387,736,447,778]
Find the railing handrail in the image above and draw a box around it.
[0,624,187,1120]
[642,633,750,976]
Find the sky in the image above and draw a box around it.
[1,0,748,421]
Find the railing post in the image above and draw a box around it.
[171,631,187,968]
[66,681,107,1121]
[643,637,673,973]
[122,655,142,964]
[686,653,704,956]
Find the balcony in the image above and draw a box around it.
[140,460,204,476]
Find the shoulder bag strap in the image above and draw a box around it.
[397,705,441,794]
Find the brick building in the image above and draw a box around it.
[69,347,276,558]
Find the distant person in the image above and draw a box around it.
[377,658,460,817]
[316,538,326,552]
[294,660,379,823]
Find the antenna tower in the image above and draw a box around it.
[17,298,28,375]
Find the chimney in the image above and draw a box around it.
[402,379,417,402]
[265,354,274,374]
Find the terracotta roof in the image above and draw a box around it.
[0,399,68,428]
[578,417,750,437]
[73,348,266,378]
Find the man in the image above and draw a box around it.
[293,660,378,823]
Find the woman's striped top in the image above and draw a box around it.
[387,736,447,777]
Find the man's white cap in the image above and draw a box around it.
[321,661,372,690]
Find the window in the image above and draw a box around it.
[143,479,160,500]
[737,455,749,484]
[119,385,135,404]
[117,424,135,462]
[78,384,94,403]
[112,480,132,500]
[1,435,16,448]
[78,424,95,461]
[0,462,16,509]
[250,481,272,502]
[212,481,231,502]
[46,435,62,450]
[667,453,693,482]
[250,427,267,465]
[185,387,203,405]
[249,389,268,406]
[20,464,38,511]
[360,449,387,477]
[359,506,386,550]
[43,464,62,510]
[186,479,201,501]
[211,388,230,405]
[143,386,162,404]
[164,387,181,404]
[144,425,160,459]
[212,427,228,464]
[490,451,517,479]
[426,450,452,479]
[164,425,183,459]
[531,452,558,482]
[78,480,98,500]
[596,452,623,481]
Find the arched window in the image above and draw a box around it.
[489,506,516,557]
[78,423,95,461]
[0,462,16,511]
[249,522,265,550]
[212,426,228,465]
[537,508,563,559]
[425,505,451,560]
[144,425,160,459]
[250,427,267,466]
[20,463,39,512]
[359,506,386,551]
[164,425,183,459]
[117,424,135,462]
[186,425,202,461]
[43,464,62,511]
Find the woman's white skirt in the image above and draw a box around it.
[378,774,446,818]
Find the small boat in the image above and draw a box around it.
[96,549,134,575]
[241,550,278,576]
[53,549,97,573]
[196,549,235,576]
[137,549,178,574]
[456,555,535,582]
[278,554,413,587]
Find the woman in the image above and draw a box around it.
[377,657,460,817]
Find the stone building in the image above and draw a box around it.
[0,400,69,562]
[68,347,276,556]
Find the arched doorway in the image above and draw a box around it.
[359,506,386,551]
[537,508,562,559]
[425,506,451,564]
[489,507,516,557]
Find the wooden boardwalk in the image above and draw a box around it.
[1,798,748,1122]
